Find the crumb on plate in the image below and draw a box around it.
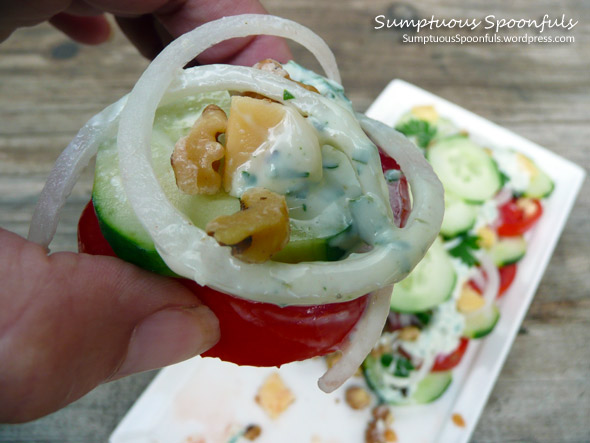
[255,373,295,419]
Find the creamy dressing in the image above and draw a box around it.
[472,198,500,231]
[492,148,531,192]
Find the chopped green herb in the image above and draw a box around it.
[283,89,295,100]
[498,170,510,187]
[380,353,394,367]
[395,119,437,148]
[302,203,307,212]
[448,234,481,267]
[415,311,433,327]
[394,356,415,377]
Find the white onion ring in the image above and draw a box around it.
[318,285,392,393]
[478,253,500,307]
[494,186,513,206]
[28,97,127,248]
[470,266,486,291]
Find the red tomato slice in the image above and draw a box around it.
[432,337,469,371]
[467,263,518,299]
[498,263,517,297]
[497,198,543,237]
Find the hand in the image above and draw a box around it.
[0,0,292,424]
[0,0,292,65]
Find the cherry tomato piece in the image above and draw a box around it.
[498,263,517,297]
[497,198,543,237]
[432,337,469,371]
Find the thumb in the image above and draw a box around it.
[0,228,219,423]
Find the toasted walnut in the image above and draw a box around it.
[171,104,227,195]
[252,58,320,94]
[206,187,289,263]
[253,58,291,77]
[366,405,396,443]
[452,413,466,427]
[255,373,295,420]
[345,386,371,410]
[398,326,421,342]
[243,424,262,440]
[457,285,485,313]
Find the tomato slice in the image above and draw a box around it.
[78,201,367,366]
[497,198,543,237]
[498,263,517,297]
[432,337,469,371]
[467,262,518,299]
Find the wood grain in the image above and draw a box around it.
[1,1,588,441]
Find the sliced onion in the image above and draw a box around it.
[470,266,486,291]
[317,285,393,393]
[28,97,127,248]
[494,186,513,206]
[478,253,500,307]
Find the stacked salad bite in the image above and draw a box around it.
[363,105,554,405]
[28,15,444,392]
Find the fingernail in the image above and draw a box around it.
[115,306,219,378]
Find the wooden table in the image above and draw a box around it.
[1,1,588,441]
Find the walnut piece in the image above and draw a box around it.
[243,424,262,440]
[171,104,227,195]
[345,386,371,410]
[398,326,421,342]
[452,413,466,427]
[252,58,320,94]
[255,373,295,420]
[206,187,290,263]
[365,405,396,443]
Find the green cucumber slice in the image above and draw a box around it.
[363,354,452,405]
[524,168,554,199]
[463,302,500,339]
[427,136,501,203]
[440,192,477,239]
[389,237,457,313]
[488,236,527,267]
[411,371,453,404]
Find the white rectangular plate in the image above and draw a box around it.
[110,80,585,443]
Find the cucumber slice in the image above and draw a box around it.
[390,237,456,313]
[488,236,527,267]
[412,371,453,404]
[440,192,477,239]
[427,136,501,203]
[524,168,554,199]
[363,354,452,405]
[463,303,500,339]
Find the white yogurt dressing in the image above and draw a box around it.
[492,148,531,192]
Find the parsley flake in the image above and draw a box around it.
[395,119,437,148]
[283,89,295,100]
[448,234,481,267]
